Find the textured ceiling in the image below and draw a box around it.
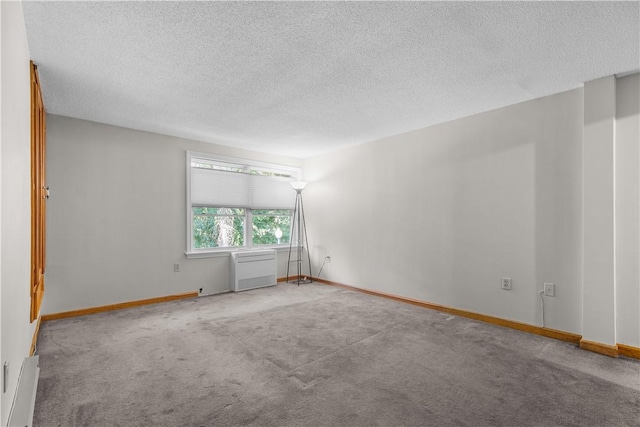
[23,1,640,158]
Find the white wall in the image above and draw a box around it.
[582,73,640,349]
[582,76,616,346]
[615,73,640,347]
[0,2,38,425]
[304,88,584,334]
[1,2,3,421]
[44,115,302,314]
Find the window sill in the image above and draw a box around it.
[185,245,298,259]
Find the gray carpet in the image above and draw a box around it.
[33,283,639,426]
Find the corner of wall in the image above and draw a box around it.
[1,1,36,425]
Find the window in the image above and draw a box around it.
[186,152,301,256]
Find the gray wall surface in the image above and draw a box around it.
[304,77,639,347]
[44,115,302,314]
[0,2,39,424]
[303,88,585,335]
[615,73,640,347]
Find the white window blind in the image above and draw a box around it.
[190,156,298,210]
[250,174,294,209]
[191,168,251,207]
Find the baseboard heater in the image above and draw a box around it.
[230,250,277,292]
[7,355,39,427]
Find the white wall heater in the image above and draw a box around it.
[7,355,39,427]
[230,250,277,292]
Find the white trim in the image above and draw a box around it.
[246,209,253,247]
[185,245,296,259]
[186,152,193,257]
[185,251,231,259]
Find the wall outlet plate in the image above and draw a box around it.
[501,277,512,290]
[544,282,555,297]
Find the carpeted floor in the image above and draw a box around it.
[33,283,639,426]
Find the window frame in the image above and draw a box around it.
[185,151,301,258]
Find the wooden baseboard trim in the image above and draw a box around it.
[617,344,640,359]
[41,292,199,322]
[277,276,304,283]
[313,277,582,345]
[40,279,634,359]
[30,316,41,356]
[580,339,619,358]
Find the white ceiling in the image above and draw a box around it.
[23,1,640,158]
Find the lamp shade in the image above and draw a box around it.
[291,181,307,191]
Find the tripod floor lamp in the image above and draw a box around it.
[286,181,312,285]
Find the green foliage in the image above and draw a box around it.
[193,207,244,248]
[252,210,291,245]
[192,208,291,248]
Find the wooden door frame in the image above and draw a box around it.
[30,60,46,323]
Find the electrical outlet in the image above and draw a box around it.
[501,277,512,290]
[544,282,555,297]
[174,263,180,272]
[326,255,331,261]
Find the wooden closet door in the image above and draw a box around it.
[30,61,46,322]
